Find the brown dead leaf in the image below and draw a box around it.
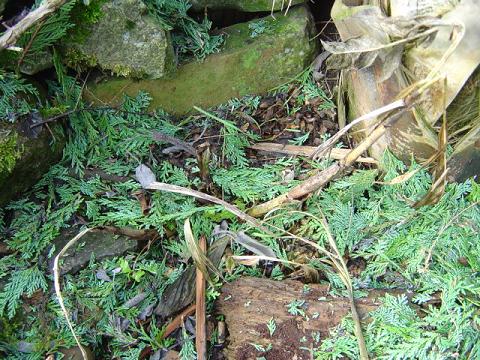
[133,190,150,215]
[415,91,448,208]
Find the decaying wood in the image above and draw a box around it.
[195,236,207,360]
[0,0,67,50]
[217,277,416,360]
[249,143,377,164]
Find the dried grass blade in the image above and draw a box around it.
[234,232,277,259]
[310,99,405,160]
[53,227,91,360]
[150,184,268,233]
[136,164,269,233]
[318,216,369,360]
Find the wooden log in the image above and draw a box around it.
[216,277,415,360]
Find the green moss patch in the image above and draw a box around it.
[0,131,21,176]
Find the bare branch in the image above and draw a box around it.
[0,0,67,50]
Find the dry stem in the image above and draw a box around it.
[53,227,91,360]
[248,98,417,218]
[250,143,377,164]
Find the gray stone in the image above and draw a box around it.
[189,0,304,12]
[49,228,139,275]
[85,6,319,115]
[19,50,53,75]
[65,0,175,79]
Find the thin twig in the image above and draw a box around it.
[249,142,377,164]
[161,304,196,339]
[53,227,91,360]
[195,236,207,360]
[16,19,45,68]
[318,215,368,360]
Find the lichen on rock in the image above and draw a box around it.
[65,0,176,79]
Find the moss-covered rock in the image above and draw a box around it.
[48,228,138,275]
[65,0,175,79]
[189,0,304,12]
[0,0,6,15]
[85,5,318,115]
[0,121,64,207]
[18,50,54,75]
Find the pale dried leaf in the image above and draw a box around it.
[380,169,422,185]
[135,164,156,188]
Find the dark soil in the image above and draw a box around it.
[236,318,314,360]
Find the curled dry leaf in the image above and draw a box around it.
[234,232,277,259]
[96,269,112,282]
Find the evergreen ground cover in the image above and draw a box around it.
[0,59,478,358]
[0,1,479,358]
